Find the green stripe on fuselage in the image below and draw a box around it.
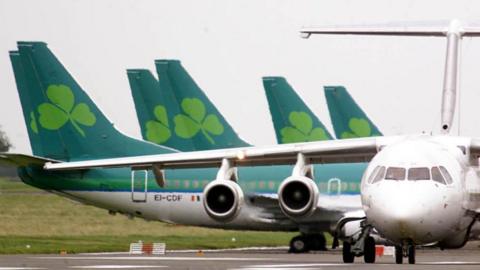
[18,163,367,195]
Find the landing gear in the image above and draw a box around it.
[289,235,308,253]
[394,243,416,264]
[395,246,403,264]
[309,233,327,251]
[363,236,376,263]
[288,233,327,253]
[342,241,354,263]
[340,222,376,263]
[408,244,416,264]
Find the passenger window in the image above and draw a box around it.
[431,167,446,184]
[439,166,453,184]
[408,167,430,181]
[385,167,406,180]
[372,166,386,184]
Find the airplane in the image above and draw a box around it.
[128,65,392,252]
[43,20,480,265]
[5,41,368,254]
[127,60,250,151]
[324,86,383,138]
[262,77,334,143]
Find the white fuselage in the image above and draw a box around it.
[361,135,475,246]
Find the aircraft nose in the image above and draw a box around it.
[367,182,449,243]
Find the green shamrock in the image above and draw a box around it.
[30,111,38,134]
[37,84,96,137]
[341,118,375,138]
[145,105,171,144]
[280,111,328,143]
[174,98,224,144]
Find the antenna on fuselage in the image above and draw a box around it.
[300,19,480,134]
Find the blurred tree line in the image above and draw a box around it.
[0,126,11,152]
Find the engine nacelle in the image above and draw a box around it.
[278,176,319,219]
[203,180,244,222]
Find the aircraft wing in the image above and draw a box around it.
[44,137,395,171]
[0,153,60,167]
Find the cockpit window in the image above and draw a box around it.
[372,166,386,184]
[439,166,453,184]
[431,167,446,184]
[368,166,380,184]
[408,167,430,181]
[385,167,406,180]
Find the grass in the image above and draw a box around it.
[0,178,296,254]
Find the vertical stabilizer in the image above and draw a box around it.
[10,42,172,161]
[263,77,333,143]
[324,86,382,139]
[154,60,250,149]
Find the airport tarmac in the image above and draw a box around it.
[2,241,480,270]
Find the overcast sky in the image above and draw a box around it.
[2,0,480,153]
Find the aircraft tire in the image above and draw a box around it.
[395,246,403,264]
[289,235,309,253]
[308,233,327,251]
[408,245,416,264]
[363,236,376,263]
[342,241,355,263]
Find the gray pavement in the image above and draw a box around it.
[1,242,480,270]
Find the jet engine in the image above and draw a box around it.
[278,176,319,218]
[203,180,244,222]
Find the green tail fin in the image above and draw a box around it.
[152,60,250,149]
[324,86,382,139]
[10,41,172,161]
[128,69,197,151]
[263,77,333,144]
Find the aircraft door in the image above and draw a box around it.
[327,177,342,196]
[131,169,148,202]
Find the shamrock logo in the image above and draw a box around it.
[174,98,224,144]
[341,118,377,138]
[37,85,96,137]
[280,111,328,143]
[145,105,171,144]
[30,111,38,134]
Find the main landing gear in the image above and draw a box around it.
[289,233,327,253]
[395,243,416,264]
[340,222,376,263]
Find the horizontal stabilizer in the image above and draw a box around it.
[300,20,480,38]
[0,153,60,167]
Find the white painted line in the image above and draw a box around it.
[70,266,166,269]
[35,256,273,261]
[0,268,45,270]
[78,246,288,255]
[242,263,354,268]
[170,246,288,253]
[420,261,480,265]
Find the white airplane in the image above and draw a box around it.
[44,20,480,264]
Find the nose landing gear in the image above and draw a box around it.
[395,242,416,264]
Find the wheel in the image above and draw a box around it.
[363,236,376,263]
[395,245,403,264]
[308,233,327,251]
[342,241,355,263]
[289,235,308,253]
[408,245,415,264]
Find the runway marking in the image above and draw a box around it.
[70,266,166,269]
[35,256,273,261]
[236,263,354,268]
[0,268,45,270]
[420,261,480,265]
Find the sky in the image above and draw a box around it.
[2,0,480,153]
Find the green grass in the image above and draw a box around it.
[0,178,296,254]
